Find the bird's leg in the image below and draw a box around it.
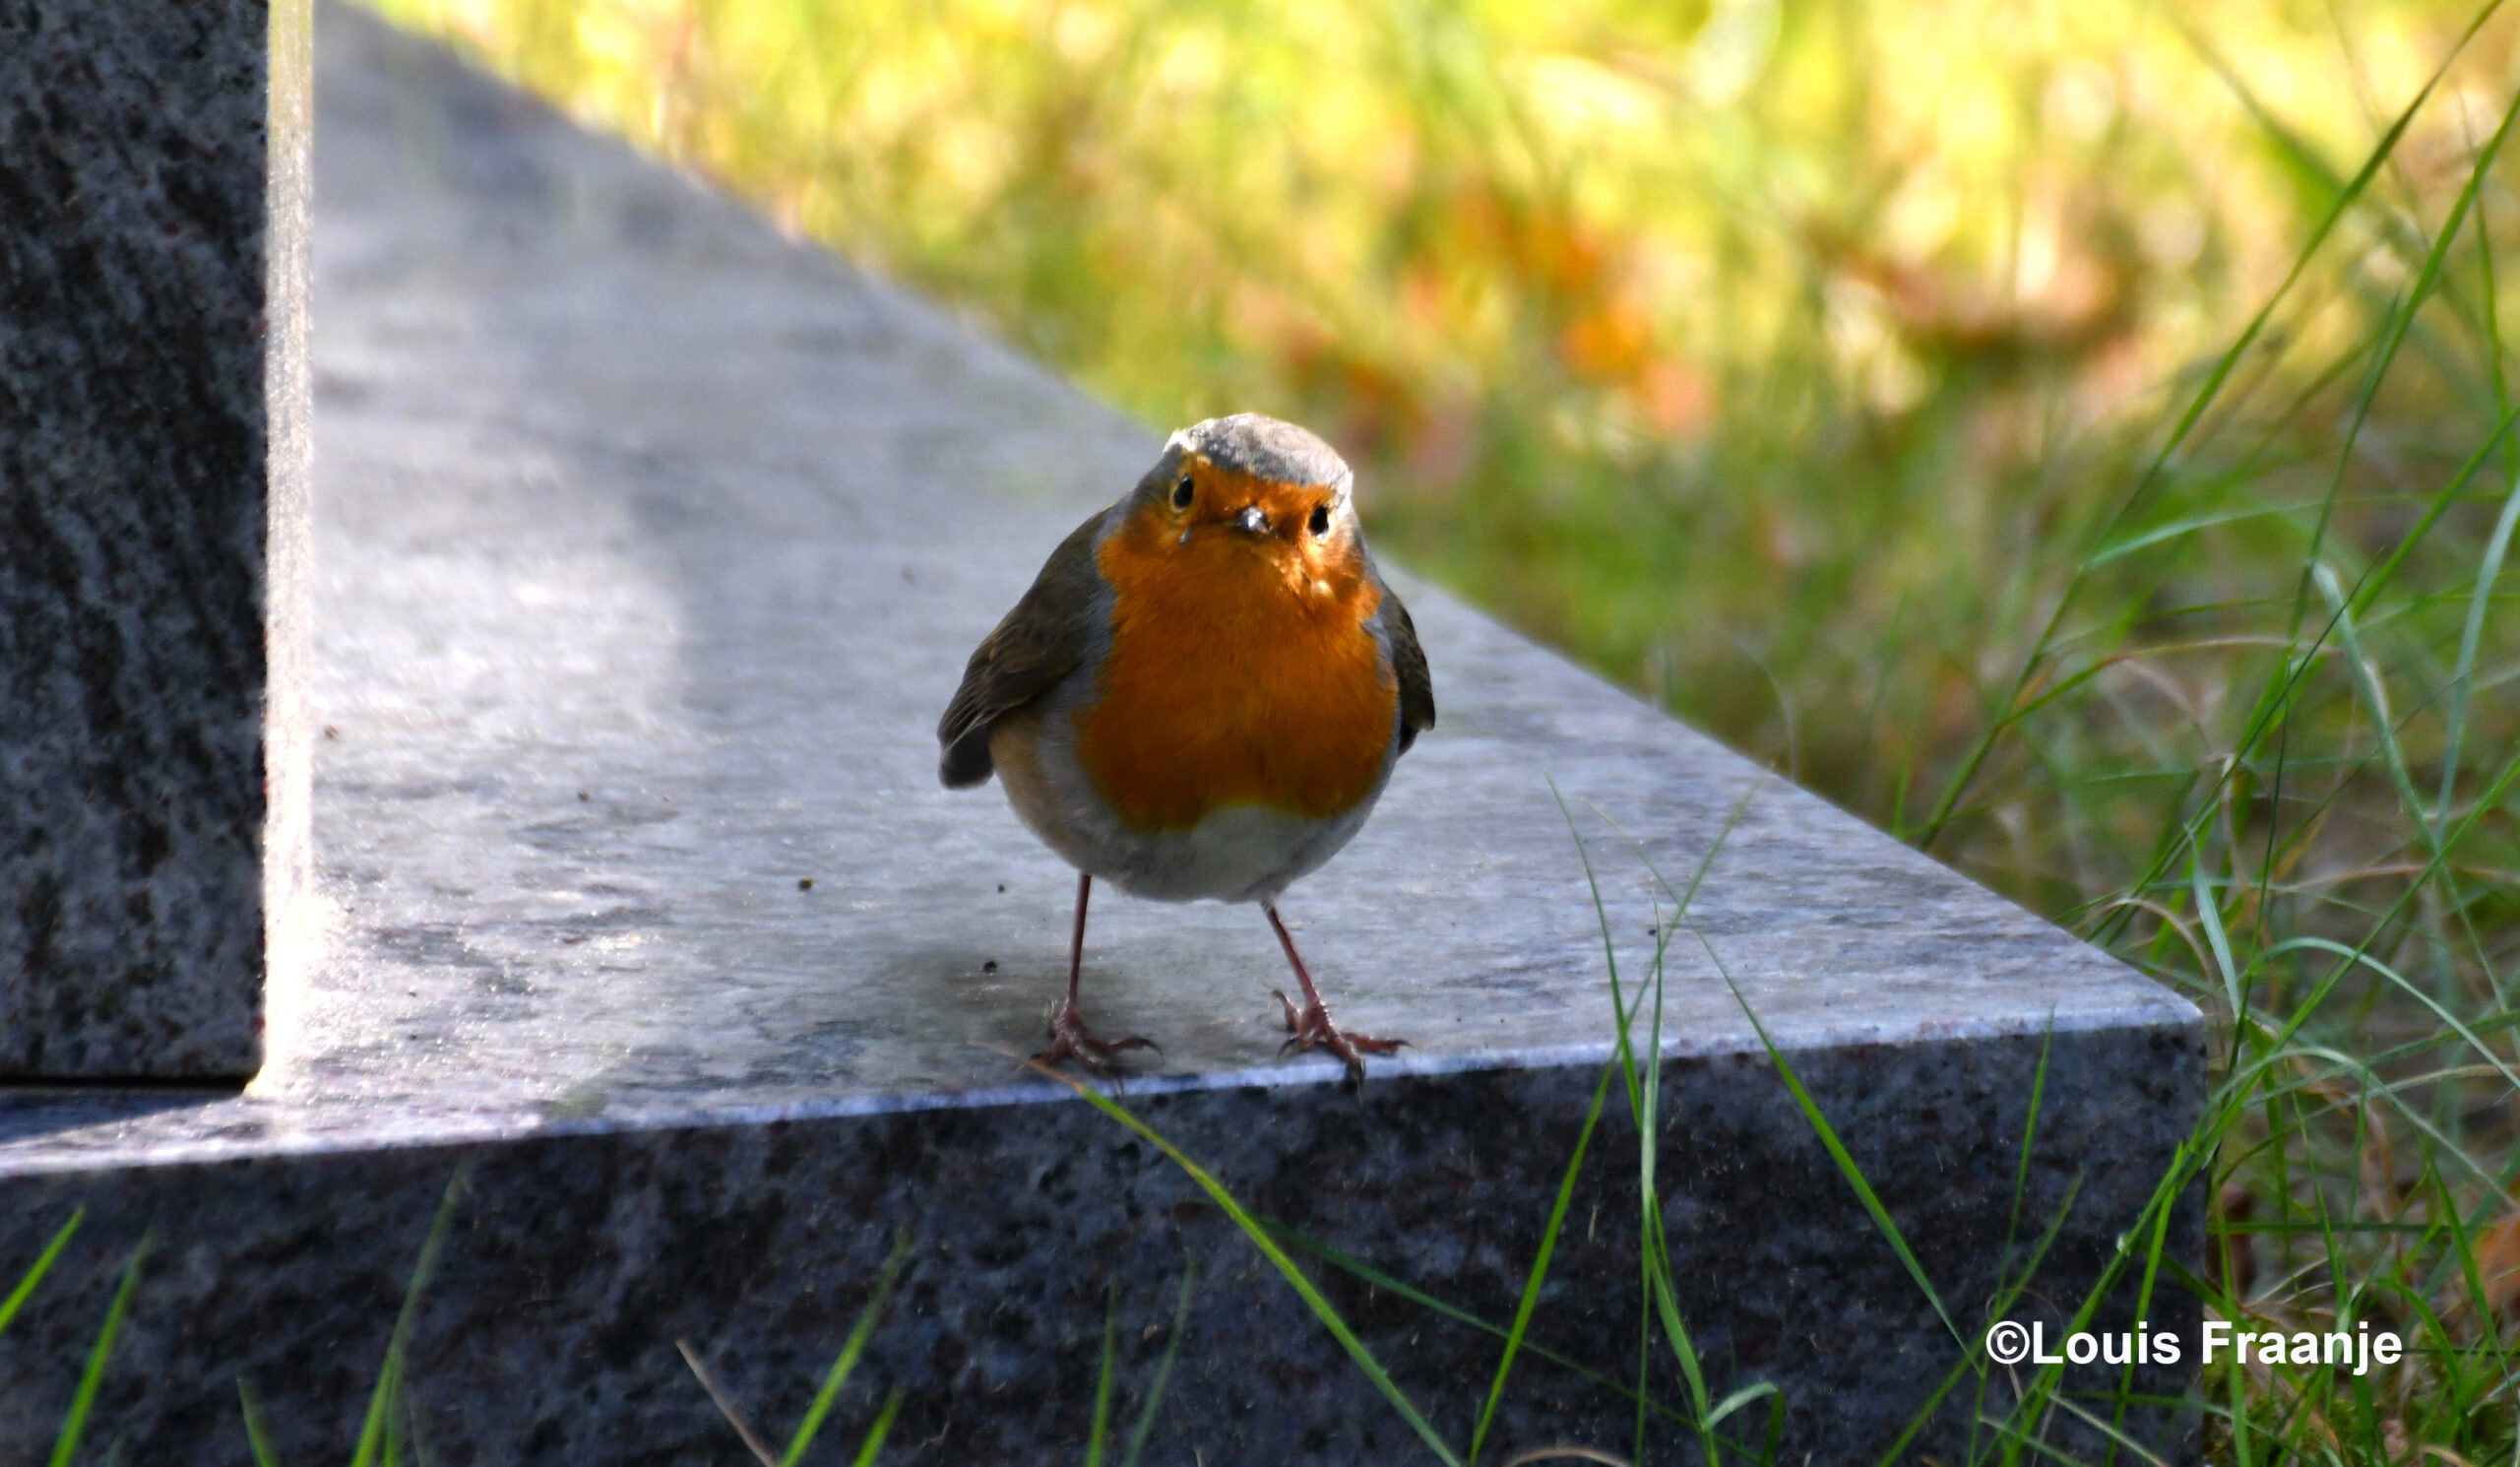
[1266,904,1405,1086]
[1065,870,1088,1012]
[1036,872,1161,1072]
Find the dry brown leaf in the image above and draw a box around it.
[2468,1200,2520,1319]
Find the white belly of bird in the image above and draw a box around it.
[988,699,1385,905]
[1111,799,1374,903]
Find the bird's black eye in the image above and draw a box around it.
[1307,503,1331,537]
[1171,475,1195,510]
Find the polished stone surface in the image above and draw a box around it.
[0,0,313,1079]
[0,7,2203,1461]
[0,0,2188,1149]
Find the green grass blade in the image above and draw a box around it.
[1696,931,1961,1348]
[1257,1221,1692,1424]
[0,1210,82,1340]
[2190,856,2245,1027]
[2329,76,2520,623]
[2437,470,2520,830]
[2083,502,2334,570]
[1556,785,1751,1463]
[1039,1064,1464,1467]
[1703,1379,1779,1431]
[2339,401,2520,624]
[2003,1026,2054,1268]
[1880,1172,2087,1467]
[1468,1062,1616,1465]
[2175,23,2346,210]
[2123,678,2520,1077]
[2106,1130,2183,1462]
[2424,1169,2512,1398]
[1548,780,1644,1126]
[847,1391,903,1467]
[1638,1248,1718,1462]
[1119,1263,1197,1467]
[2311,562,2431,845]
[1971,1022,2057,1464]
[1086,1283,1119,1467]
[1546,781,1657,1464]
[2265,936,2520,1095]
[239,1378,284,1467]
[2043,1393,2173,1467]
[781,1232,913,1467]
[49,1234,149,1467]
[352,1167,471,1467]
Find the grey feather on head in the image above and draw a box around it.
[1168,414,1354,504]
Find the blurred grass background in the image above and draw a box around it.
[359,0,2520,1456]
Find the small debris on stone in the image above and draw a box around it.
[578,790,590,801]
[322,725,340,739]
[797,877,815,891]
[982,959,998,973]
[996,883,1006,893]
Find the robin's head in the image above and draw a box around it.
[1131,415,1362,591]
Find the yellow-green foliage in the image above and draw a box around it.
[361,2,2520,1455]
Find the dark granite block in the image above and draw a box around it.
[0,1023,2200,1465]
[0,0,314,1077]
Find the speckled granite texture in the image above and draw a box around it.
[0,6,2205,1461]
[0,0,312,1078]
[2,1027,2199,1465]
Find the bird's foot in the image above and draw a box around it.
[1035,998,1162,1074]
[1274,990,1407,1086]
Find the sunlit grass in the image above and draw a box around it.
[350,0,2520,1457]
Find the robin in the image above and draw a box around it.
[938,414,1435,1083]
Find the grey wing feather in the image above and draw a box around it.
[937,509,1106,788]
[1380,581,1436,755]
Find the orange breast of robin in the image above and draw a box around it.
[1076,497,1397,833]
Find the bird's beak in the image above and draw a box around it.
[1234,504,1270,536]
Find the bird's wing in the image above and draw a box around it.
[937,508,1107,788]
[1379,578,1437,756]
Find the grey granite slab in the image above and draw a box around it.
[0,0,314,1078]
[0,7,2204,1461]
[0,1026,2199,1465]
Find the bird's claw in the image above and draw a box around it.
[1272,989,1407,1086]
[1035,998,1162,1075]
